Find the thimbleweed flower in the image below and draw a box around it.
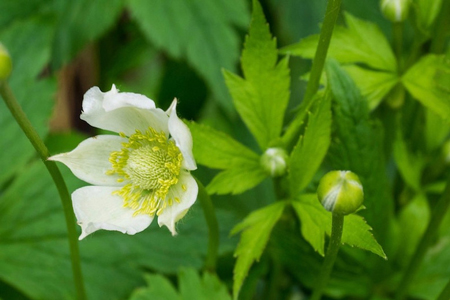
[260,147,288,177]
[317,170,364,215]
[380,0,410,23]
[50,85,198,239]
[0,43,12,80]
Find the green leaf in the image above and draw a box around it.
[326,60,394,245]
[51,0,124,69]
[414,0,444,34]
[231,201,286,299]
[344,65,399,110]
[281,12,396,72]
[0,16,56,185]
[397,194,430,266]
[130,274,180,300]
[289,93,331,197]
[130,268,231,300]
[292,194,386,258]
[188,121,267,195]
[425,109,450,152]
[0,161,238,300]
[393,128,425,191]
[402,54,450,120]
[224,0,290,149]
[128,0,250,115]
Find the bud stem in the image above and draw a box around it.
[395,174,450,300]
[196,177,219,273]
[0,81,87,300]
[281,0,342,149]
[310,213,344,300]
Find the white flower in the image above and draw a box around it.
[49,85,198,239]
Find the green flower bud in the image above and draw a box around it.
[380,0,410,23]
[317,170,364,215]
[260,147,288,177]
[0,43,12,80]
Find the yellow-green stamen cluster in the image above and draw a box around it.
[107,127,183,216]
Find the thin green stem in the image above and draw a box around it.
[310,213,344,300]
[395,175,450,300]
[437,278,450,300]
[0,81,87,300]
[281,0,342,149]
[393,22,403,72]
[196,178,219,273]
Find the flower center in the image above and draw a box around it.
[106,128,183,216]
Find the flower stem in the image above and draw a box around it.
[0,81,87,300]
[310,213,344,300]
[395,175,450,300]
[196,178,219,273]
[282,0,342,149]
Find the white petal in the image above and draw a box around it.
[73,186,153,240]
[158,172,198,235]
[81,86,169,136]
[103,84,156,111]
[49,135,127,186]
[167,99,197,170]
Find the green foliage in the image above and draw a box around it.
[128,0,250,115]
[414,0,444,34]
[292,194,386,258]
[288,93,331,197]
[223,0,290,150]
[326,60,393,244]
[393,128,425,191]
[402,54,450,121]
[343,65,399,110]
[188,121,266,195]
[281,12,396,72]
[129,268,231,300]
[231,201,286,299]
[397,194,430,266]
[51,0,124,69]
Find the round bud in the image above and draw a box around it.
[0,43,12,80]
[260,147,288,177]
[380,0,410,23]
[317,170,364,215]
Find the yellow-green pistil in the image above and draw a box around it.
[107,127,183,216]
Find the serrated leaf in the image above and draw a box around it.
[224,0,290,149]
[128,0,250,115]
[51,0,123,69]
[289,93,331,197]
[231,201,286,299]
[130,268,231,300]
[188,121,260,170]
[326,60,394,245]
[344,65,399,110]
[206,164,267,195]
[188,121,267,195]
[402,54,450,120]
[292,194,386,259]
[281,12,396,72]
[393,128,425,191]
[0,16,55,185]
